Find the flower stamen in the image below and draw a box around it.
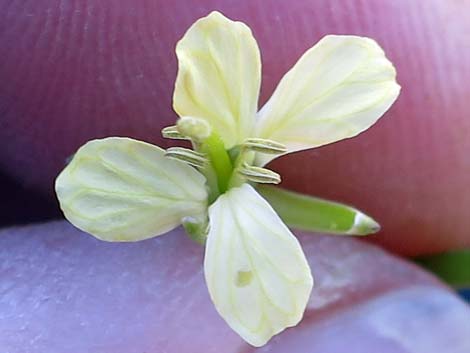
[165,147,208,168]
[161,125,190,140]
[243,138,287,155]
[238,163,281,184]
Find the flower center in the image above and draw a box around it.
[162,116,285,204]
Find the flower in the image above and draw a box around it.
[55,11,400,347]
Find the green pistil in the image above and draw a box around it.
[200,133,234,195]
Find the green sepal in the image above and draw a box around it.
[182,216,208,245]
[258,185,380,236]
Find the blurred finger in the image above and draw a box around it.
[0,222,468,352]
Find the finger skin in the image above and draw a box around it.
[1,0,470,255]
[0,222,469,352]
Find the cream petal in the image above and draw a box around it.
[173,11,261,148]
[55,137,207,241]
[256,35,400,165]
[204,184,313,346]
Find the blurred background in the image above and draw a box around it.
[1,0,469,351]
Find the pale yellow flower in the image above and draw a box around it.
[56,11,400,346]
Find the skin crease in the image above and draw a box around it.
[1,0,470,255]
